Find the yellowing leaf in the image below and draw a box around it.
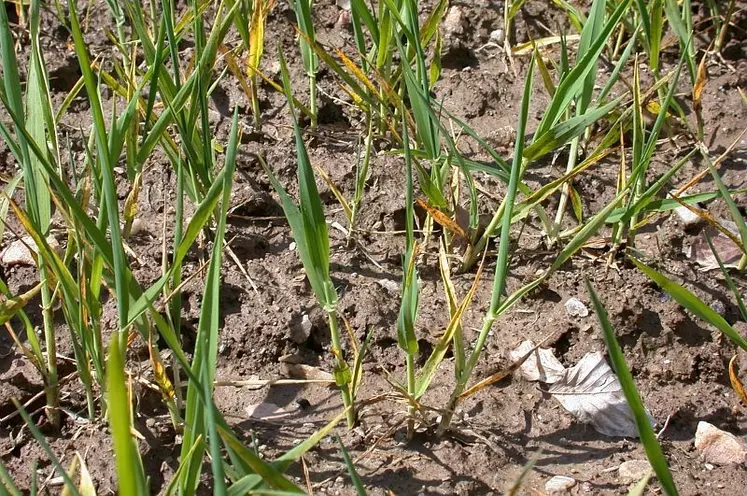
[123,172,142,223]
[61,455,80,496]
[149,333,175,401]
[248,0,275,71]
[315,166,352,223]
[77,453,97,496]
[221,46,254,103]
[460,335,555,399]
[0,282,42,325]
[336,48,379,97]
[534,42,556,97]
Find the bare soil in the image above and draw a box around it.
[1,0,747,494]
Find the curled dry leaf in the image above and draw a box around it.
[509,340,565,384]
[548,351,654,438]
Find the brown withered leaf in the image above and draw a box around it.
[729,355,747,406]
[417,198,469,241]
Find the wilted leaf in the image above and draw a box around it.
[509,340,565,384]
[549,351,654,437]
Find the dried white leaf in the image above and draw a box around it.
[549,351,654,438]
[245,402,292,421]
[509,340,565,384]
[689,220,743,271]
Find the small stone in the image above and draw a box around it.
[145,418,156,428]
[712,300,726,317]
[264,59,281,76]
[1,236,60,267]
[565,297,589,318]
[489,28,505,44]
[442,7,465,36]
[695,421,747,466]
[129,218,146,236]
[1,240,36,266]
[674,204,702,227]
[545,475,576,494]
[376,279,400,293]
[290,314,313,344]
[618,459,651,482]
[289,241,297,251]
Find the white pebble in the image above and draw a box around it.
[565,297,589,318]
[489,28,505,44]
[545,475,576,494]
